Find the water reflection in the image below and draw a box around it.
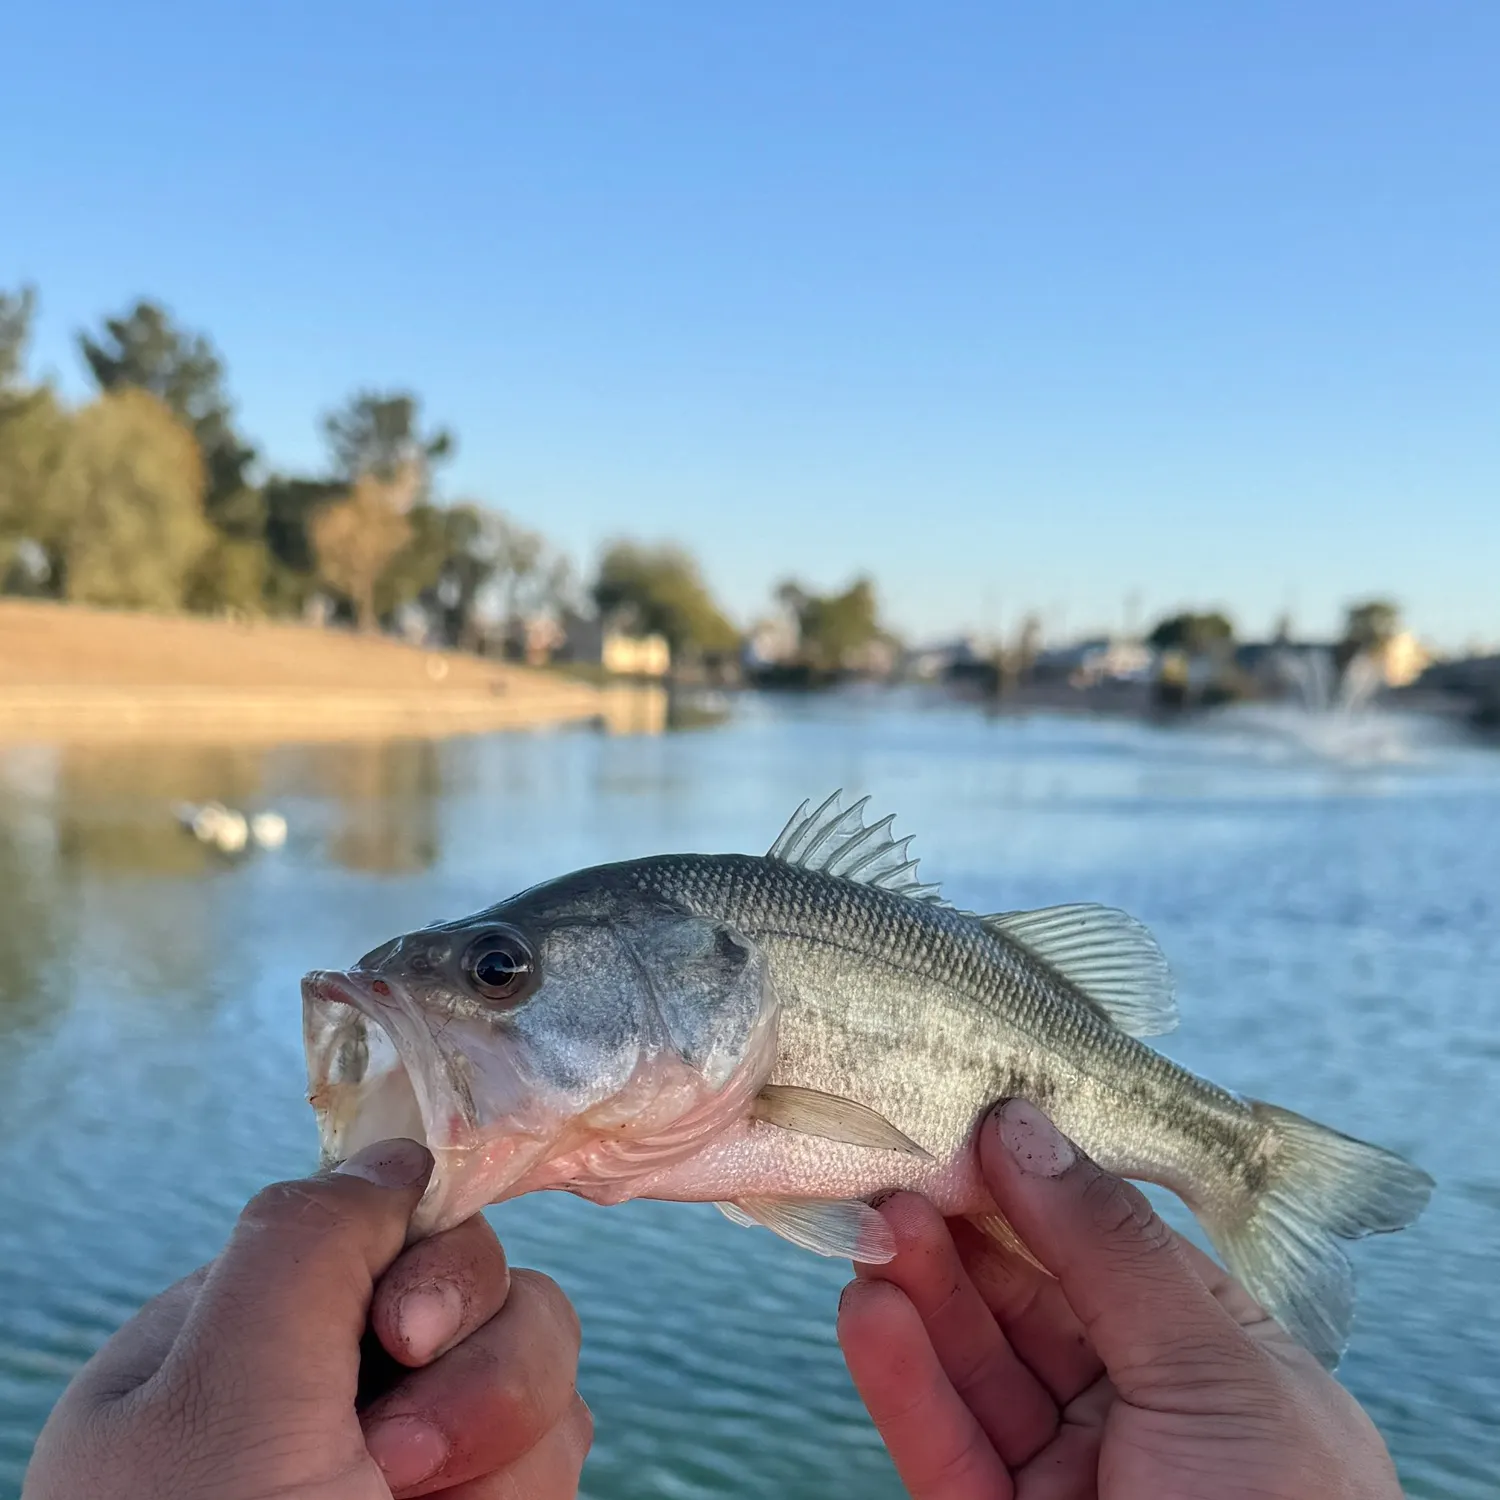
[54,743,266,876]
[314,740,444,875]
[0,764,63,1043]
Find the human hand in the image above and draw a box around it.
[838,1101,1404,1500]
[24,1138,590,1500]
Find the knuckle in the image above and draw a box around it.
[239,1178,346,1235]
[575,1394,594,1449]
[512,1268,582,1350]
[1080,1167,1165,1251]
[472,1340,550,1437]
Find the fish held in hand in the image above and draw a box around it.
[302,792,1433,1368]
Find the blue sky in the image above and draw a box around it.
[4,3,1497,648]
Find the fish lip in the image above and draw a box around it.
[301,967,551,1238]
[301,967,462,1162]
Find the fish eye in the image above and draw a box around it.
[462,930,536,1005]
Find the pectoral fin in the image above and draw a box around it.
[752,1084,932,1159]
[718,1195,897,1262]
[969,1213,1053,1276]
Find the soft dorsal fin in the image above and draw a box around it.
[984,903,1178,1037]
[767,791,946,904]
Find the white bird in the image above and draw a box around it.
[250,811,288,850]
[174,801,276,857]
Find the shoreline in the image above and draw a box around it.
[0,599,624,744]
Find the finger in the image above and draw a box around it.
[858,1194,1058,1467]
[979,1102,1261,1404]
[839,1278,1014,1500]
[439,1395,593,1500]
[947,1217,1104,1405]
[954,1210,1277,1402]
[1012,1377,1113,1500]
[61,1265,211,1408]
[162,1138,432,1413]
[371,1214,511,1368]
[1172,1235,1282,1335]
[361,1269,582,1498]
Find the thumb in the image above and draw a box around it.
[159,1138,433,1415]
[979,1100,1257,1402]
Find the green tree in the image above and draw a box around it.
[776,575,882,671]
[1342,598,1400,652]
[323,390,453,486]
[0,287,72,590]
[378,505,572,651]
[261,474,343,613]
[1146,611,1235,654]
[592,541,738,655]
[78,300,261,539]
[51,389,211,609]
[311,467,415,630]
[0,285,37,391]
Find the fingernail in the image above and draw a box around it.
[365,1414,448,1491]
[335,1138,433,1191]
[399,1282,464,1362]
[997,1099,1075,1177]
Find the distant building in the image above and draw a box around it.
[1035,638,1154,687]
[560,612,671,678]
[842,636,899,679]
[743,611,800,670]
[602,631,670,677]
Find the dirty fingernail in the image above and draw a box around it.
[335,1138,433,1191]
[998,1099,1075,1177]
[399,1282,464,1362]
[365,1414,449,1491]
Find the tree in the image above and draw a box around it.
[78,300,261,539]
[776,575,882,671]
[1146,611,1235,654]
[51,389,211,609]
[0,287,72,590]
[1342,598,1400,652]
[311,467,415,630]
[0,285,37,392]
[376,504,572,651]
[323,390,454,487]
[592,541,738,654]
[261,474,344,612]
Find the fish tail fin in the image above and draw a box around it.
[1202,1100,1433,1370]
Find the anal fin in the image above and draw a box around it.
[718,1195,896,1263]
[969,1213,1053,1276]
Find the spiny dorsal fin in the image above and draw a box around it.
[767,791,946,904]
[984,903,1178,1037]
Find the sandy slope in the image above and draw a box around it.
[0,600,606,742]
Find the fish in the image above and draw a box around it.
[303,791,1434,1368]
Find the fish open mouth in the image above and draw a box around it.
[303,970,431,1166]
[302,969,552,1238]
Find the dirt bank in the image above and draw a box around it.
[0,600,610,743]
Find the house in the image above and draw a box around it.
[559,611,672,678]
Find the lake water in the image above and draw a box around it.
[0,693,1497,1499]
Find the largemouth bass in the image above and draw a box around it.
[303,792,1432,1367]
